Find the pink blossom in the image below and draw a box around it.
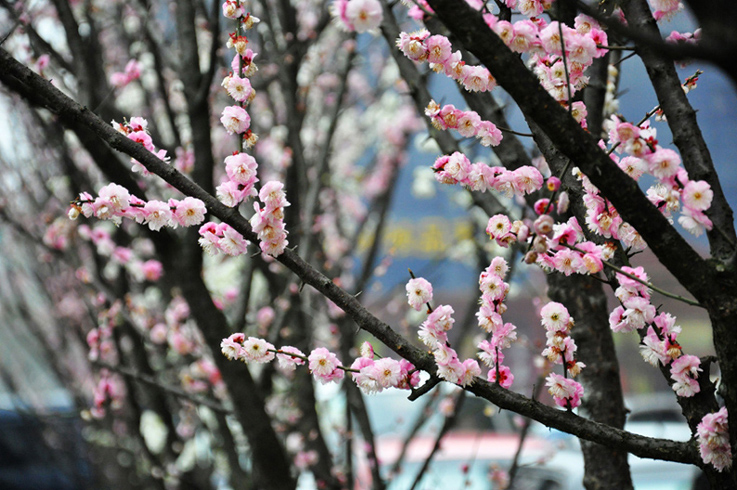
[351,358,381,394]
[370,358,402,388]
[458,359,481,386]
[546,373,583,408]
[488,364,514,388]
[486,214,512,239]
[259,181,289,209]
[396,30,430,62]
[128,130,154,152]
[425,35,452,64]
[477,339,501,368]
[397,359,420,389]
[142,260,163,281]
[219,225,249,256]
[418,324,447,347]
[476,121,503,147]
[257,307,276,329]
[566,33,596,65]
[510,20,538,53]
[221,333,245,360]
[461,65,493,92]
[143,200,172,231]
[552,249,583,276]
[173,197,207,227]
[225,74,254,102]
[492,322,517,349]
[225,152,259,185]
[425,304,455,332]
[344,0,382,33]
[276,346,306,371]
[456,110,481,138]
[670,354,702,397]
[480,274,508,303]
[433,343,458,366]
[678,207,713,236]
[308,347,345,384]
[492,20,515,46]
[682,180,713,211]
[639,326,669,367]
[220,105,251,134]
[98,183,131,213]
[436,357,464,384]
[618,156,648,180]
[217,180,246,208]
[405,277,433,311]
[647,148,681,179]
[697,407,732,472]
[433,152,470,184]
[222,0,244,18]
[540,302,571,332]
[621,296,656,330]
[512,166,544,194]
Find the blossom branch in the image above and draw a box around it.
[422,0,716,306]
[0,47,706,466]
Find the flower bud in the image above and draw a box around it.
[533,235,549,253]
[533,214,554,236]
[546,176,561,191]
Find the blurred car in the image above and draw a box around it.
[512,393,708,490]
[0,391,91,490]
[356,390,708,490]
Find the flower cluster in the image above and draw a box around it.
[669,354,702,398]
[111,117,170,175]
[639,312,682,367]
[396,31,496,93]
[90,369,126,419]
[540,302,584,408]
[411,278,482,386]
[608,267,702,397]
[220,335,419,392]
[666,29,700,45]
[484,15,608,102]
[216,152,259,207]
[476,258,518,388]
[697,407,732,472]
[198,222,250,256]
[486,214,530,248]
[330,0,383,33]
[432,151,544,197]
[250,181,290,256]
[609,266,656,333]
[350,342,420,394]
[86,300,123,365]
[220,0,260,165]
[209,0,289,258]
[603,91,713,237]
[530,216,613,276]
[109,59,142,88]
[77,224,163,282]
[425,100,503,147]
[571,167,648,250]
[648,0,682,21]
[70,183,207,232]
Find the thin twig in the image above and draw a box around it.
[93,361,233,413]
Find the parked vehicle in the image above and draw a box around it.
[0,392,91,490]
